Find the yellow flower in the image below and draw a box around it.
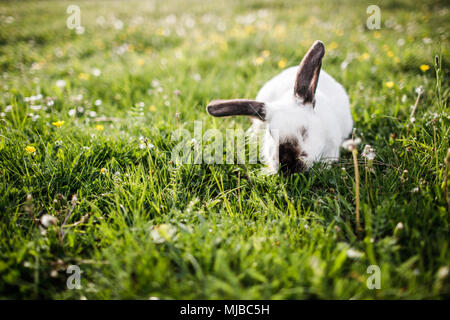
[394,57,400,63]
[149,105,156,112]
[360,52,370,61]
[336,29,344,37]
[373,31,381,39]
[100,168,107,174]
[385,81,394,88]
[137,58,145,66]
[420,64,430,72]
[262,50,270,57]
[52,120,65,128]
[329,42,338,50]
[95,124,104,131]
[78,73,90,80]
[255,56,264,65]
[387,51,394,58]
[25,146,36,154]
[278,58,287,69]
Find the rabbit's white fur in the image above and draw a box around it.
[252,67,353,173]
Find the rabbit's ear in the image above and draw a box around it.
[206,99,266,121]
[294,40,325,104]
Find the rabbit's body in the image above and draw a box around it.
[206,41,354,174]
[253,67,353,172]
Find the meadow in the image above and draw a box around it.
[0,0,448,299]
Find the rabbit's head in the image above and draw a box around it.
[206,41,325,174]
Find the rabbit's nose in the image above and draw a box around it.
[279,141,306,174]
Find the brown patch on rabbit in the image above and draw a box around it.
[279,138,307,174]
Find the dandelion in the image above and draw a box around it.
[100,168,107,175]
[342,133,362,237]
[92,68,101,77]
[52,120,65,128]
[150,224,177,243]
[373,31,381,38]
[254,56,264,65]
[41,214,58,228]
[387,51,394,58]
[346,248,364,259]
[329,41,338,50]
[262,50,270,57]
[419,64,430,72]
[342,137,361,152]
[75,26,85,35]
[360,52,370,61]
[95,124,104,131]
[437,266,449,280]
[78,73,90,80]
[56,80,66,88]
[362,144,376,161]
[277,58,287,69]
[149,105,156,112]
[25,146,36,154]
[137,58,145,66]
[385,81,394,88]
[394,221,404,237]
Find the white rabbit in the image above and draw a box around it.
[206,41,353,174]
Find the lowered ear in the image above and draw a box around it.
[294,40,325,104]
[206,99,266,121]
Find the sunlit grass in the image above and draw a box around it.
[0,0,448,299]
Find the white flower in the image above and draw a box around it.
[5,105,13,112]
[92,68,101,77]
[396,222,404,229]
[41,214,58,228]
[415,86,424,95]
[56,80,66,88]
[342,137,361,151]
[88,111,97,117]
[151,79,161,88]
[192,73,201,81]
[94,99,102,106]
[397,38,405,46]
[346,248,364,259]
[29,105,42,111]
[361,144,376,160]
[68,109,76,117]
[75,26,85,35]
[437,266,449,280]
[114,20,124,30]
[150,224,176,243]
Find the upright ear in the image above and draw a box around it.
[294,40,325,104]
[206,99,266,121]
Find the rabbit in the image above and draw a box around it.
[206,40,353,174]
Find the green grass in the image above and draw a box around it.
[0,0,449,299]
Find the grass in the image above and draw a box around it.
[0,0,449,299]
